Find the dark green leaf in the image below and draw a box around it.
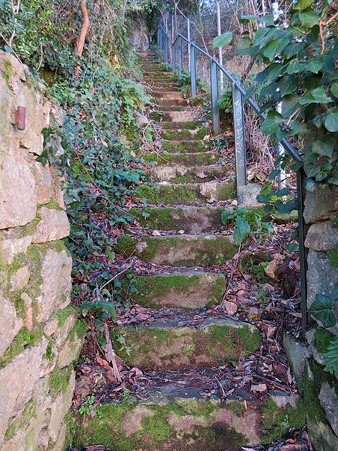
[324,107,338,132]
[213,32,233,49]
[305,56,324,74]
[260,111,284,135]
[299,86,333,105]
[323,338,338,373]
[309,294,336,328]
[293,0,314,11]
[299,11,319,27]
[331,83,338,97]
[312,138,335,158]
[234,217,251,245]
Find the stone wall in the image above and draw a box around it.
[0,52,84,450]
[284,184,338,451]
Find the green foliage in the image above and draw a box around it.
[218,87,233,114]
[237,1,338,186]
[221,207,273,245]
[78,394,95,416]
[212,32,233,49]
[309,284,338,373]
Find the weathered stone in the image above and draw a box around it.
[129,206,223,233]
[143,151,219,167]
[305,221,338,251]
[48,371,75,442]
[32,160,54,204]
[10,265,30,292]
[130,272,226,308]
[118,318,260,370]
[36,247,72,322]
[151,164,224,182]
[32,207,69,243]
[0,232,32,265]
[0,338,48,444]
[237,183,262,207]
[116,234,237,266]
[319,382,338,436]
[307,417,338,451]
[307,249,338,309]
[283,333,311,383]
[0,152,37,229]
[304,185,338,224]
[57,323,85,368]
[0,295,23,357]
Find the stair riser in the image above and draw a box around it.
[128,273,226,308]
[129,206,224,233]
[150,164,225,183]
[162,128,208,140]
[162,140,209,152]
[116,234,237,266]
[143,152,219,166]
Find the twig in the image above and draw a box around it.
[74,0,90,78]
[99,262,134,292]
[103,322,122,382]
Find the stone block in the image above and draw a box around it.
[319,382,338,436]
[32,161,54,205]
[305,221,338,251]
[57,322,85,368]
[307,249,338,308]
[32,207,69,244]
[283,333,311,383]
[0,338,48,444]
[0,151,37,229]
[0,295,23,357]
[36,247,72,322]
[118,318,260,370]
[304,185,338,225]
[10,265,30,292]
[0,232,32,264]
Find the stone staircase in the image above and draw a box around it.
[73,52,305,451]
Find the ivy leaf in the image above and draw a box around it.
[260,111,284,135]
[221,210,233,225]
[240,15,258,23]
[299,11,319,27]
[286,61,305,74]
[278,76,298,96]
[293,0,315,11]
[305,56,324,74]
[309,294,336,328]
[323,338,338,373]
[234,217,251,245]
[299,86,333,105]
[312,138,335,158]
[324,107,338,132]
[331,83,338,97]
[213,32,233,49]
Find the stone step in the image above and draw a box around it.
[127,271,226,308]
[143,151,219,167]
[116,317,260,369]
[129,205,224,233]
[161,120,202,130]
[73,384,305,451]
[162,139,208,153]
[136,180,235,206]
[157,98,189,107]
[162,128,208,140]
[150,163,226,184]
[152,91,184,100]
[160,110,200,121]
[115,233,237,266]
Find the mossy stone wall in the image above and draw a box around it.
[0,52,83,450]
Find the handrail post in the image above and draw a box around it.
[232,82,247,203]
[187,18,191,69]
[178,38,182,80]
[210,60,220,132]
[164,36,169,66]
[172,41,177,73]
[190,45,197,97]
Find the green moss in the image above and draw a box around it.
[206,324,260,358]
[2,60,13,85]
[137,184,210,206]
[49,365,73,396]
[5,400,36,440]
[314,328,335,353]
[42,199,62,210]
[149,111,164,121]
[69,318,87,341]
[52,305,77,327]
[143,151,217,166]
[162,139,206,153]
[176,398,217,417]
[161,120,201,130]
[218,183,236,200]
[11,290,26,319]
[196,127,208,139]
[328,248,338,268]
[162,129,192,140]
[44,339,56,361]
[261,397,306,444]
[114,235,136,257]
[141,408,172,442]
[226,401,246,415]
[0,326,43,368]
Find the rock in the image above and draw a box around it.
[0,152,37,229]
[32,207,69,243]
[0,295,23,357]
[36,247,72,322]
[237,183,262,207]
[0,233,32,265]
[307,417,338,451]
[305,221,338,251]
[10,265,30,292]
[32,161,54,204]
[283,333,311,383]
[319,382,338,436]
[304,185,338,225]
[307,249,338,309]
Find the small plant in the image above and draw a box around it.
[309,283,338,373]
[218,87,233,114]
[78,394,95,416]
[221,207,273,245]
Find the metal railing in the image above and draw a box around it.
[155,24,308,331]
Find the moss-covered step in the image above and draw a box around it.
[129,272,226,308]
[162,139,209,153]
[129,206,224,233]
[151,164,226,184]
[115,234,237,266]
[161,120,202,130]
[162,128,208,140]
[157,98,189,107]
[143,151,219,167]
[116,317,260,369]
[136,181,235,206]
[72,389,305,451]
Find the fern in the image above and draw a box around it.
[323,338,338,374]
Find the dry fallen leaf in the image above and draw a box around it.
[223,301,238,315]
[251,383,267,392]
